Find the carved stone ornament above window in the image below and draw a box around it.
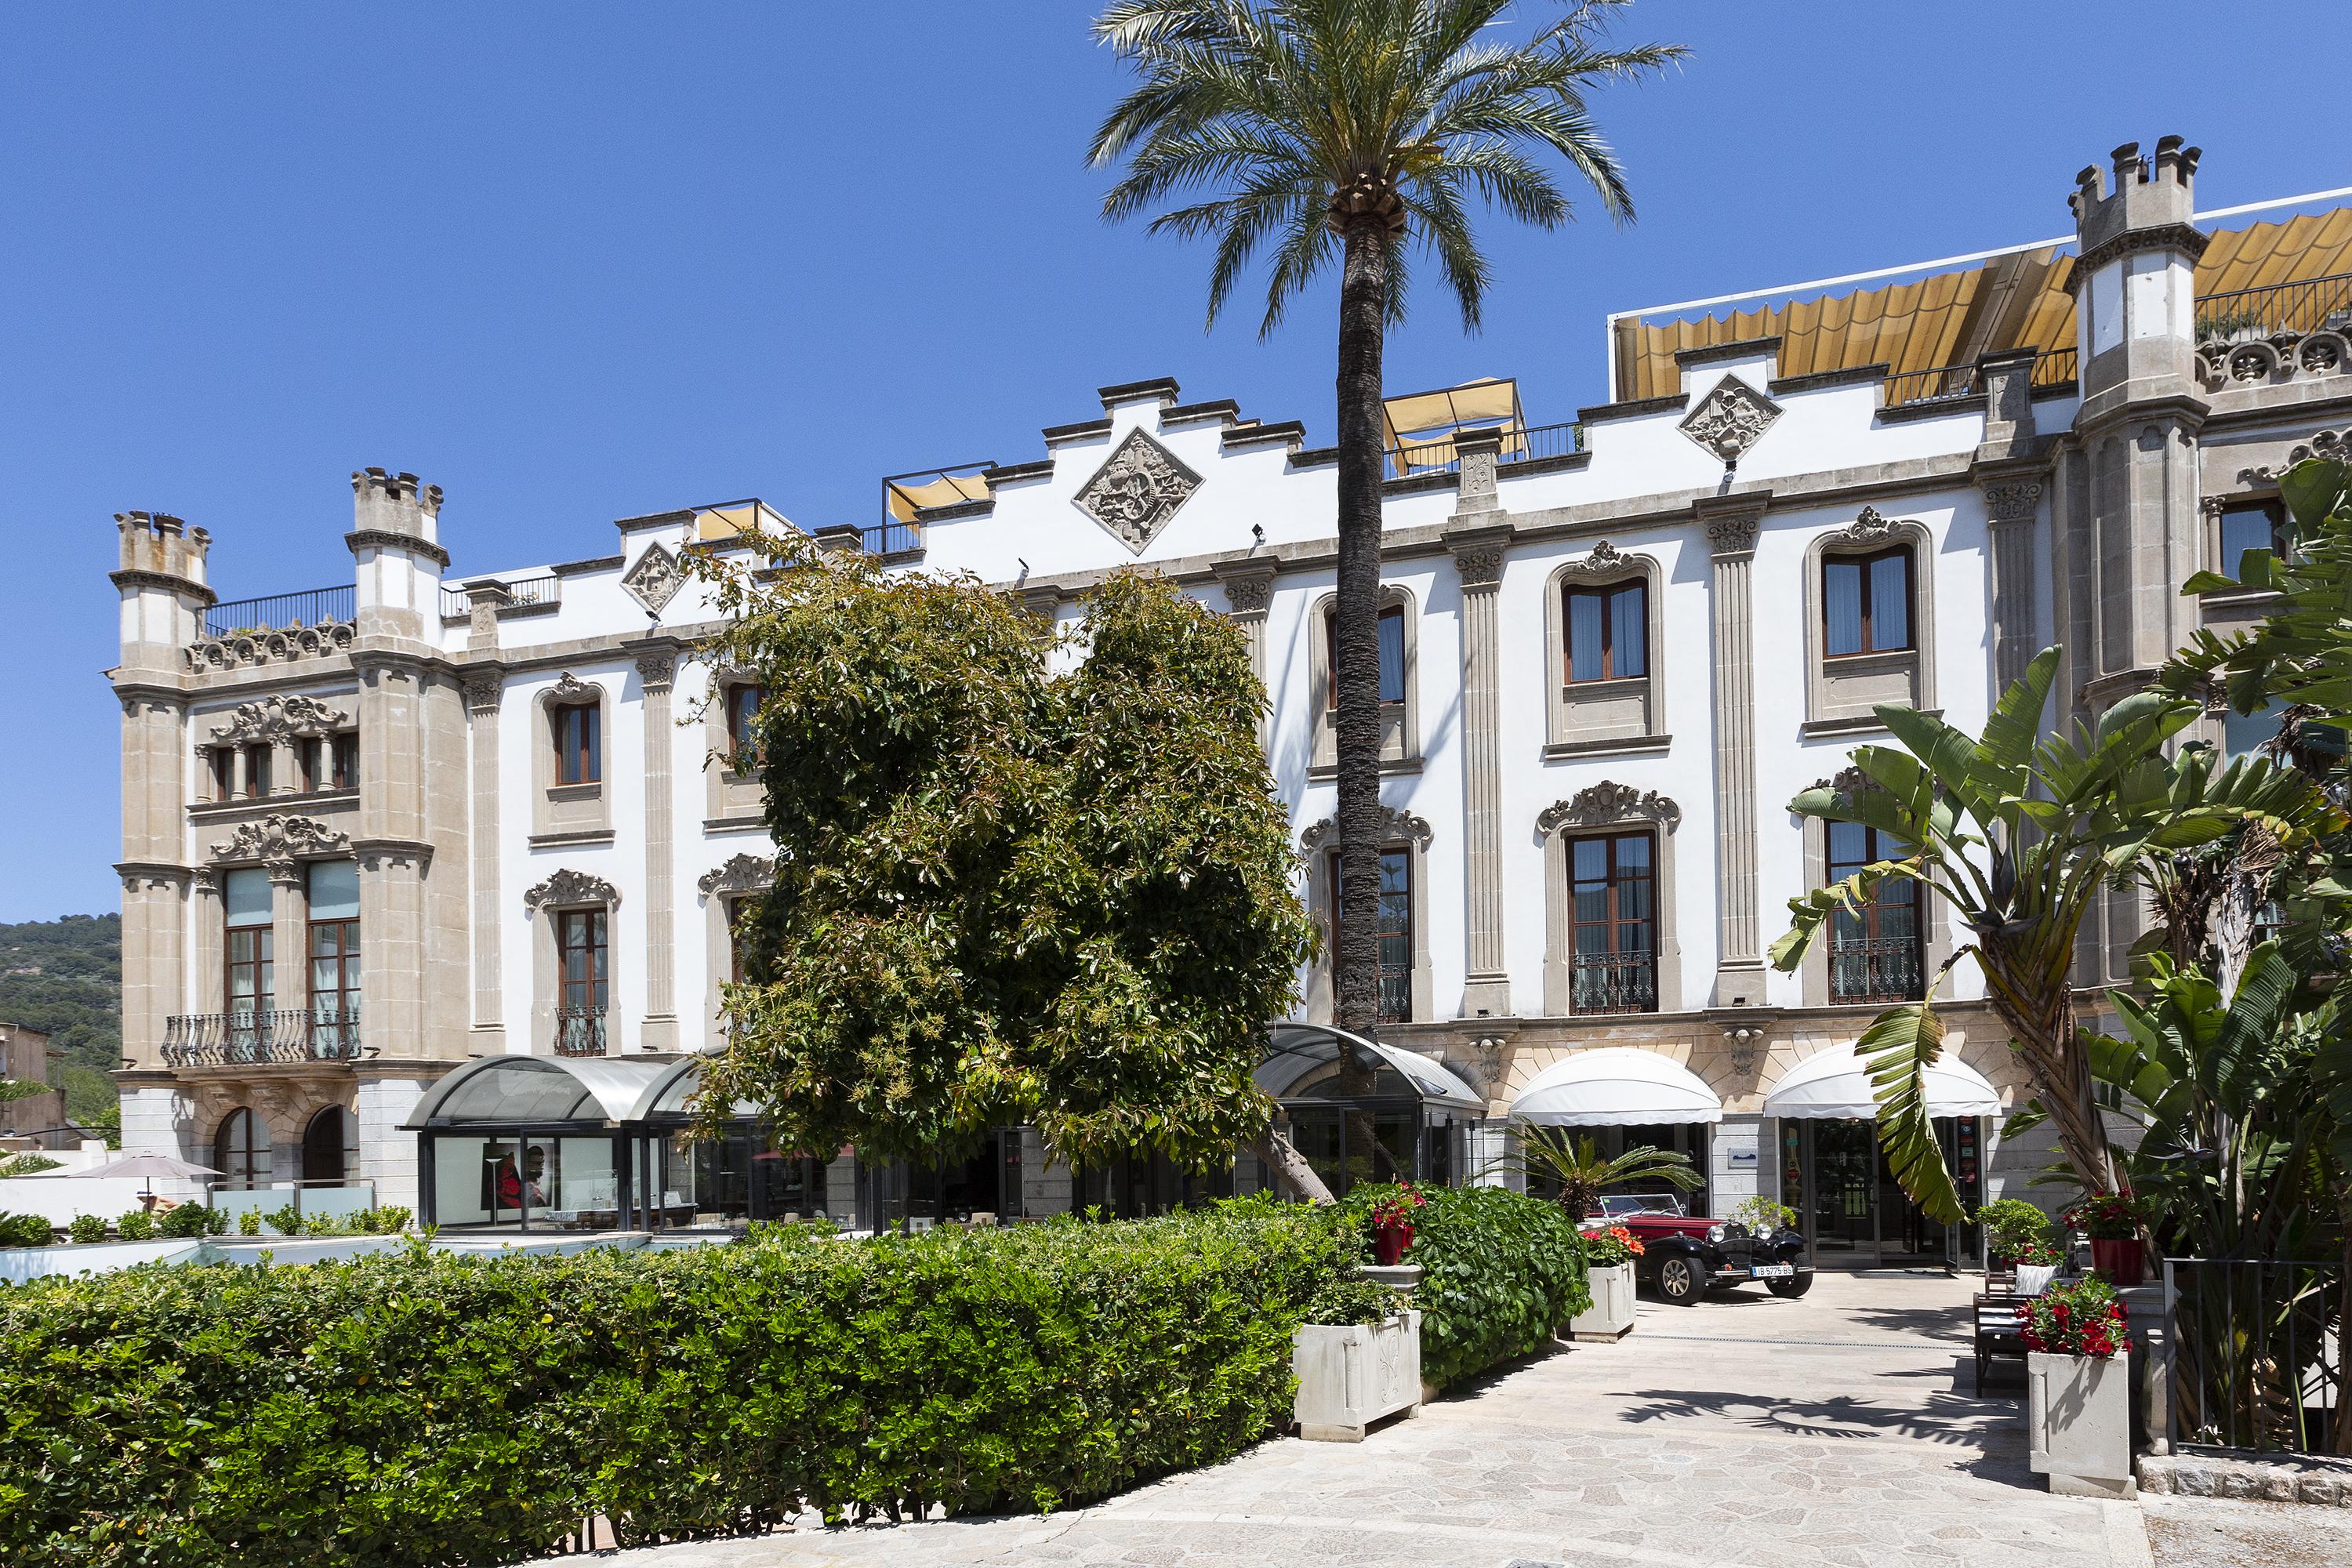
[1536,782,1682,837]
[1832,506,1904,548]
[1075,429,1202,554]
[2238,427,2352,488]
[523,868,621,910]
[1679,376,1782,463]
[1980,480,2044,523]
[697,852,777,898]
[622,543,685,615]
[550,671,593,700]
[1807,764,1878,797]
[1298,807,1434,852]
[210,813,351,864]
[1561,539,1632,577]
[206,694,346,746]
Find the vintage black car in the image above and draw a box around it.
[1585,1192,1815,1305]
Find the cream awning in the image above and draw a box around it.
[1761,1044,2002,1121]
[1506,1047,1722,1127]
[885,470,992,523]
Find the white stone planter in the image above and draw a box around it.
[1568,1262,1635,1341]
[1294,1309,1421,1442]
[2028,1351,2136,1498]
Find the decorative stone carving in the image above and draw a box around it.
[697,852,777,898]
[1451,543,1506,590]
[622,543,685,614]
[1561,539,1632,577]
[1679,376,1781,463]
[183,621,357,673]
[1221,572,1274,615]
[523,868,621,910]
[1704,510,1762,557]
[2199,332,2352,393]
[634,652,677,691]
[1298,808,1434,852]
[1806,764,1878,797]
[1838,506,1902,546]
[2238,428,2352,487]
[206,694,345,745]
[1075,428,1201,553]
[462,673,502,713]
[210,813,350,863]
[1980,479,2045,523]
[550,671,593,700]
[1536,782,1682,837]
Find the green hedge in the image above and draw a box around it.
[1348,1184,1590,1391]
[0,1199,1349,1566]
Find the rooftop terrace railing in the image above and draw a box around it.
[1882,346,2079,408]
[2197,270,2352,343]
[204,586,355,639]
[439,575,561,620]
[1386,419,1584,478]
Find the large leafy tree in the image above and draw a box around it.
[1090,0,1679,1034]
[691,540,1323,1190]
[1769,651,2332,1218]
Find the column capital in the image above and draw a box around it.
[461,669,503,713]
[1694,492,1770,558]
[1443,520,1514,590]
[1213,557,1277,619]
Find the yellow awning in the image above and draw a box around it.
[884,470,992,523]
[1381,377,1522,445]
[694,499,789,542]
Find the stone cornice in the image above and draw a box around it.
[108,568,217,605]
[2067,221,2210,285]
[343,529,452,568]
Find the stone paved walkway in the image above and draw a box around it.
[607,1271,2150,1568]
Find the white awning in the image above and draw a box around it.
[1507,1047,1723,1127]
[1762,1043,2002,1120]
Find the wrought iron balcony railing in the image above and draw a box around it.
[1385,419,1584,478]
[162,1007,363,1066]
[555,1004,609,1057]
[203,586,357,639]
[1569,952,1659,1016]
[1828,936,1925,1005]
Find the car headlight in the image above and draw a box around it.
[1707,1223,1727,1243]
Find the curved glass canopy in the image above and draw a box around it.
[1257,1023,1484,1110]
[405,1055,671,1130]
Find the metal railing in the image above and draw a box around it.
[1828,935,1925,1005]
[2196,271,2352,343]
[440,575,561,619]
[1385,419,1584,477]
[555,1004,608,1057]
[162,1007,364,1065]
[1568,953,1659,1016]
[1882,346,2079,408]
[204,586,356,638]
[2165,1257,2346,1455]
[859,521,921,556]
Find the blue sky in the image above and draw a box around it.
[4,2,2348,923]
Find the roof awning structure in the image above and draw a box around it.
[1380,378,1526,476]
[1762,1044,2002,1121]
[884,466,993,524]
[693,499,791,543]
[405,1055,671,1131]
[1257,1023,1484,1112]
[1506,1047,1722,1127]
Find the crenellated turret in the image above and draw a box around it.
[111,510,215,675]
[2068,136,2207,416]
[347,467,448,643]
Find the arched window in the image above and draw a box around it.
[213,1106,273,1190]
[302,1105,356,1185]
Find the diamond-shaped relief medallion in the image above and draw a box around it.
[622,543,685,614]
[1075,429,1201,554]
[1679,376,1782,463]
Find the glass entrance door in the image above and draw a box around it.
[1805,1120,1878,1263]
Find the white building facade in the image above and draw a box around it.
[111,138,2352,1261]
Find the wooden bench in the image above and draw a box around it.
[1973,1293,2029,1394]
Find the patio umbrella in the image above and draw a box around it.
[73,1151,223,1199]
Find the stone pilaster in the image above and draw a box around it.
[465,581,512,653]
[1979,475,2046,692]
[1447,518,1513,1018]
[192,869,224,1023]
[1698,494,1769,1006]
[268,857,306,1021]
[114,863,188,1068]
[1214,560,1276,747]
[636,648,679,1051]
[463,671,505,1050]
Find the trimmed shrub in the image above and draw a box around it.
[158,1202,227,1239]
[115,1207,155,1240]
[0,1211,53,1247]
[66,1215,107,1245]
[0,1197,1349,1565]
[1348,1183,1590,1391]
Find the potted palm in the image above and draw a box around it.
[2024,1276,2136,1497]
[1500,1129,1704,1222]
[1570,1225,1641,1341]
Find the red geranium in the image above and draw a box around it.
[2022,1276,2129,1359]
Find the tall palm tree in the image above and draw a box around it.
[1091,0,1682,1040]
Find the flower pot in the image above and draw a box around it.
[1294,1310,1422,1442]
[2088,1237,2143,1284]
[2027,1350,2136,1498]
[1567,1262,1635,1341]
[1373,1223,1413,1268]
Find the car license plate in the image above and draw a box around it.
[1751,1264,1794,1279]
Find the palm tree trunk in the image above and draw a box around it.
[1332,220,1389,1042]
[1983,946,2119,1193]
[1247,1127,1334,1206]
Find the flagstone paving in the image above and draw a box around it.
[606,1270,2152,1568]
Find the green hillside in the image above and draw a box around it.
[0,914,120,1125]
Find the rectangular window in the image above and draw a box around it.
[242,742,274,799]
[2216,503,2285,581]
[1565,580,1647,683]
[224,866,274,1024]
[1826,822,1924,1004]
[296,739,321,794]
[210,747,234,802]
[1323,604,1407,709]
[557,909,609,1054]
[1567,833,1657,1014]
[331,732,359,791]
[1328,848,1413,1024]
[553,703,601,786]
[307,861,361,1055]
[1824,546,1914,657]
[725,684,767,768]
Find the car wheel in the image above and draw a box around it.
[1657,1254,1707,1306]
[1767,1274,1814,1298]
